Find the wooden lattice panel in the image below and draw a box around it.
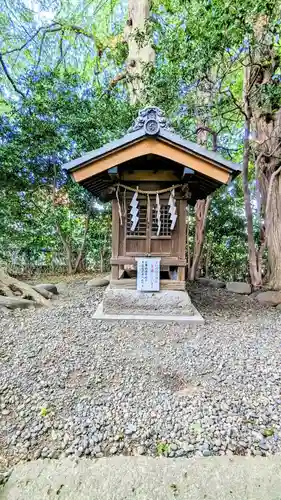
[126,204,147,236]
[152,205,172,236]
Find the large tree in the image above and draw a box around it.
[150,0,281,288]
[248,14,281,289]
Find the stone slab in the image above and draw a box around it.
[93,302,204,324]
[226,281,251,294]
[3,455,281,500]
[103,288,194,316]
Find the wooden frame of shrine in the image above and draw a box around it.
[63,107,240,292]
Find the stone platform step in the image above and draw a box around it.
[93,302,204,324]
[93,288,204,324]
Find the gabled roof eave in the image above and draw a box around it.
[159,129,241,174]
[63,129,146,172]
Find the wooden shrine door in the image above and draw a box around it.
[124,194,179,258]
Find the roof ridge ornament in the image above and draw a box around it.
[128,106,174,135]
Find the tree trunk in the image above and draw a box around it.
[188,197,212,281]
[56,223,74,274]
[255,107,281,288]
[266,173,281,288]
[249,15,281,288]
[186,205,191,271]
[196,254,204,279]
[242,107,263,288]
[188,120,213,281]
[73,213,90,274]
[205,235,213,278]
[66,249,73,274]
[126,0,155,105]
[100,249,105,273]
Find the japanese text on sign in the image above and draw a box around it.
[136,258,161,292]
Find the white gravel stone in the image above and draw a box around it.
[203,449,211,457]
[1,281,281,466]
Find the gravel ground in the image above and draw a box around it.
[1,281,281,467]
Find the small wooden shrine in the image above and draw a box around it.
[63,107,240,292]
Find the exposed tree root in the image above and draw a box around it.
[0,268,51,307]
[0,296,42,310]
[33,286,53,300]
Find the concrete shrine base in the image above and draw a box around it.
[93,287,204,324]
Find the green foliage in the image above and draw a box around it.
[259,84,281,112]
[262,428,275,437]
[40,407,49,417]
[156,441,170,456]
[0,71,132,273]
[202,184,248,281]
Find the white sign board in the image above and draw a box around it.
[136,258,161,292]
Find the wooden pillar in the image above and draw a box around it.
[178,199,187,283]
[111,200,120,280]
[177,266,186,281]
[111,265,119,280]
[178,199,187,259]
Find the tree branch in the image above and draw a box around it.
[35,31,47,71]
[57,23,95,41]
[1,26,53,56]
[0,54,25,98]
[109,72,126,88]
[0,23,62,93]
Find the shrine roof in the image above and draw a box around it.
[63,107,241,175]
[62,107,241,203]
